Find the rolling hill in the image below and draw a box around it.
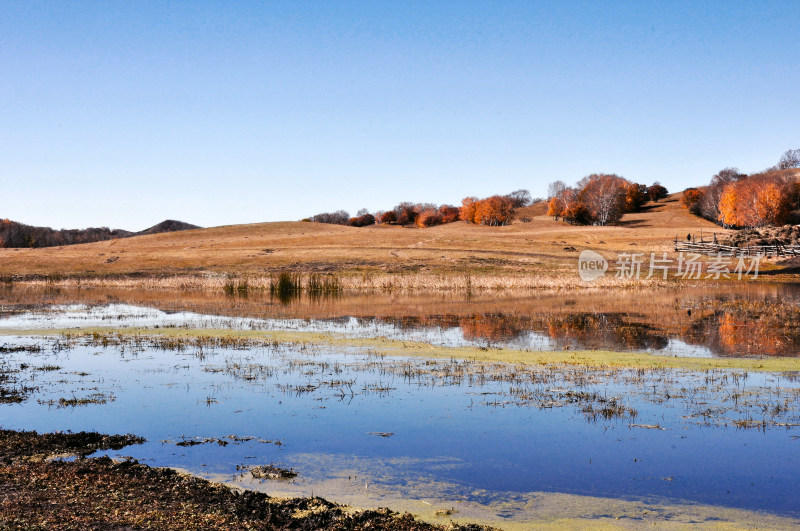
[0,194,727,283]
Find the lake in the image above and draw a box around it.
[1,284,799,526]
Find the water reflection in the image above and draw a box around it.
[2,333,800,517]
[2,283,800,357]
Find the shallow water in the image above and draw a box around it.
[1,306,800,519]
[3,282,800,357]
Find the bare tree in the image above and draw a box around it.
[778,149,800,170]
[506,189,532,208]
[547,180,567,199]
[310,210,350,225]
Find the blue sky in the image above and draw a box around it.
[2,1,798,230]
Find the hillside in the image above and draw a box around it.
[0,219,200,249]
[137,220,201,235]
[0,194,727,283]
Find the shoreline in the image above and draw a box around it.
[2,268,799,292]
[4,300,800,528]
[0,428,486,531]
[1,428,798,530]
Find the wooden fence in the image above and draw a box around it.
[674,238,800,257]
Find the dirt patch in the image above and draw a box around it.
[0,429,492,530]
[249,463,297,480]
[0,428,144,464]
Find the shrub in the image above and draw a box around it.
[681,188,704,212]
[347,213,375,227]
[416,210,443,228]
[647,182,669,202]
[438,205,461,223]
[380,211,397,224]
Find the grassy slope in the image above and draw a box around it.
[0,195,728,280]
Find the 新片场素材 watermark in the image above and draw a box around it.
[578,250,760,282]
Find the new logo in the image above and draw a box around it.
[578,250,608,281]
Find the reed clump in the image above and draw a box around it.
[223,276,250,296]
[306,273,340,296]
[10,270,674,293]
[270,272,300,302]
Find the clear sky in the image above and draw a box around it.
[2,1,799,230]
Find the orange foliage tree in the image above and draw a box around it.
[718,175,792,227]
[438,205,461,223]
[459,197,478,223]
[756,182,791,226]
[548,187,591,224]
[415,210,443,228]
[624,182,648,212]
[717,186,739,226]
[681,188,704,210]
[474,195,513,226]
[547,196,563,219]
[459,195,514,225]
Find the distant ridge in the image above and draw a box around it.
[137,220,201,235]
[0,218,201,248]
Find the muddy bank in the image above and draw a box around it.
[0,429,490,530]
[0,429,144,464]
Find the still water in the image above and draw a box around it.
[1,300,800,519]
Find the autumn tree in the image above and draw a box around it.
[624,182,649,212]
[438,205,461,223]
[458,196,514,226]
[647,182,669,202]
[394,202,419,225]
[416,210,443,228]
[549,187,590,224]
[562,198,591,225]
[548,176,628,226]
[474,195,514,226]
[577,173,628,225]
[755,181,791,226]
[547,196,563,220]
[717,174,792,227]
[459,197,478,223]
[695,167,745,222]
[680,188,705,214]
[380,211,397,224]
[717,186,740,227]
[348,212,375,227]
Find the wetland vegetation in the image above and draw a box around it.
[2,284,800,528]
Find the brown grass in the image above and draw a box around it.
[0,195,755,289]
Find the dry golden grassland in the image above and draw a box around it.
[3,194,788,290]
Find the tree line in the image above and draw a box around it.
[304,189,537,228]
[681,148,800,228]
[546,174,668,225]
[0,219,199,248]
